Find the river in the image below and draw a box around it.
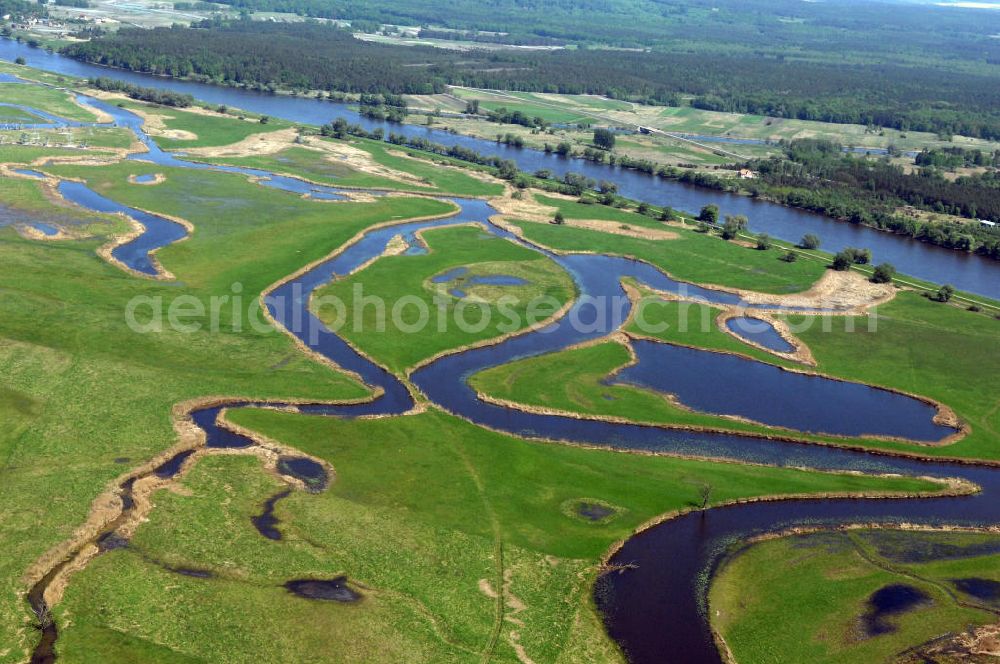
[2,38,1000,299]
[9,55,1000,664]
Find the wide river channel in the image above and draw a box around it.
[7,69,1000,664]
[2,38,1000,300]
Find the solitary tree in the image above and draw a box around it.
[593,127,616,150]
[552,211,565,225]
[780,250,798,263]
[756,233,772,250]
[699,483,713,509]
[871,263,896,284]
[14,57,25,65]
[800,233,821,250]
[721,214,748,240]
[697,204,719,225]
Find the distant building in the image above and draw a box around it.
[739,168,756,179]
[980,219,997,228]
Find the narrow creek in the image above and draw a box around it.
[12,92,1000,664]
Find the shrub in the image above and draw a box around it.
[932,284,955,302]
[832,251,852,271]
[799,234,821,250]
[697,204,719,224]
[843,247,872,265]
[871,263,896,284]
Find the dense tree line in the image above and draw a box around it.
[357,93,407,122]
[744,140,1000,259]
[87,76,194,107]
[61,19,1000,140]
[755,140,1000,222]
[64,21,450,94]
[483,107,545,129]
[915,147,1000,170]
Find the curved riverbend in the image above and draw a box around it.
[3,38,1000,299]
[20,94,1000,664]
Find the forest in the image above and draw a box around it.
[158,0,1000,66]
[61,19,1000,140]
[0,0,45,20]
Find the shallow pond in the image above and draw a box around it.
[951,577,1000,603]
[284,576,362,602]
[252,489,292,541]
[862,584,930,636]
[28,222,58,236]
[724,316,795,353]
[277,456,328,492]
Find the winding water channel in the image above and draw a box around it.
[9,81,1000,664]
[3,38,1000,299]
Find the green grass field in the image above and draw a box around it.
[471,289,1000,461]
[0,83,102,123]
[312,224,575,373]
[117,100,294,149]
[2,63,999,664]
[782,292,1000,460]
[0,162,458,659]
[49,408,943,663]
[478,99,591,125]
[0,144,113,164]
[0,105,43,123]
[0,126,137,150]
[0,176,126,235]
[355,139,504,197]
[507,216,825,295]
[710,528,1000,664]
[199,138,503,197]
[468,338,803,437]
[624,296,795,365]
[467,296,944,449]
[421,89,1000,173]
